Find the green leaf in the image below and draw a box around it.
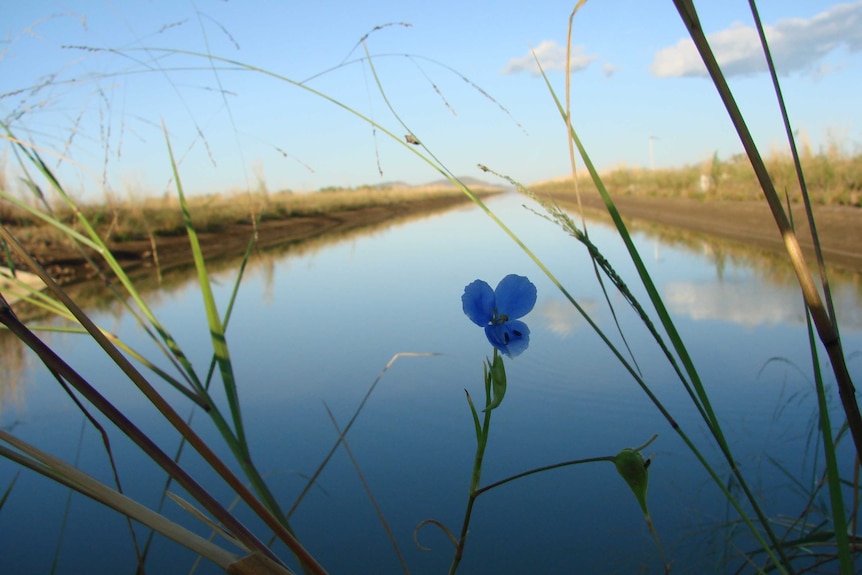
[465,390,482,443]
[613,448,649,516]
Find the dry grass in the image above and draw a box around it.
[1,183,502,244]
[533,149,862,207]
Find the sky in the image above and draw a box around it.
[1,1,861,200]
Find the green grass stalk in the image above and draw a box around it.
[536,67,792,572]
[163,124,248,455]
[806,309,852,573]
[0,233,325,573]
[0,297,281,563]
[4,126,305,555]
[671,0,862,467]
[750,5,851,565]
[0,133,209,404]
[447,373,494,575]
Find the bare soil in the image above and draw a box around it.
[550,192,862,274]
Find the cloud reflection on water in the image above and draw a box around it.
[538,297,598,337]
[665,280,862,330]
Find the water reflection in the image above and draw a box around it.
[0,330,30,413]
[4,194,862,409]
[665,278,862,329]
[1,193,861,574]
[537,297,597,337]
[0,201,489,417]
[632,215,862,290]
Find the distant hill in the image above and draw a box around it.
[372,180,412,189]
[320,176,507,193]
[419,176,507,190]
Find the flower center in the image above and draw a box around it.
[492,310,509,325]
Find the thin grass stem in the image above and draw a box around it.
[0,269,325,573]
[671,0,862,467]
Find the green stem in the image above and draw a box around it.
[475,456,614,498]
[806,310,852,575]
[448,351,497,575]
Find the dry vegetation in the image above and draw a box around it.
[533,148,862,207]
[0,183,501,247]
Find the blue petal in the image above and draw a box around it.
[494,274,537,320]
[485,320,530,358]
[462,279,495,326]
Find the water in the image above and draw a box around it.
[1,193,860,574]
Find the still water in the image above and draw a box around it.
[1,193,861,574]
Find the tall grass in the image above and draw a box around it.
[0,2,859,574]
[534,147,862,206]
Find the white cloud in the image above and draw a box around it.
[602,62,618,78]
[502,40,598,76]
[651,1,862,78]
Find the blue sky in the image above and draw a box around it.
[2,1,861,199]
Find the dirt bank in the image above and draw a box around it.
[6,190,862,286]
[5,193,492,286]
[549,192,862,274]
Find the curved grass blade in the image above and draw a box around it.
[286,353,438,520]
[0,133,207,402]
[323,403,410,575]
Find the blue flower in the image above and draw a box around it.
[462,274,537,357]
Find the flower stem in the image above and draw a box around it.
[448,350,497,575]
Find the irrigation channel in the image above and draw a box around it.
[1,192,861,574]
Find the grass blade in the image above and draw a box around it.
[0,430,241,571]
[670,0,862,466]
[804,307,851,573]
[162,123,246,452]
[0,470,19,512]
[0,261,318,571]
[746,0,837,331]
[535,17,793,571]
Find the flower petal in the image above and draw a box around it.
[462,279,495,326]
[494,274,537,320]
[485,320,530,358]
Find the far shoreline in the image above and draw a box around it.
[4,189,862,291]
[4,191,497,287]
[544,191,862,275]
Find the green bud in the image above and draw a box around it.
[484,353,507,411]
[613,447,649,516]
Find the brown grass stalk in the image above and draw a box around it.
[671,0,862,464]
